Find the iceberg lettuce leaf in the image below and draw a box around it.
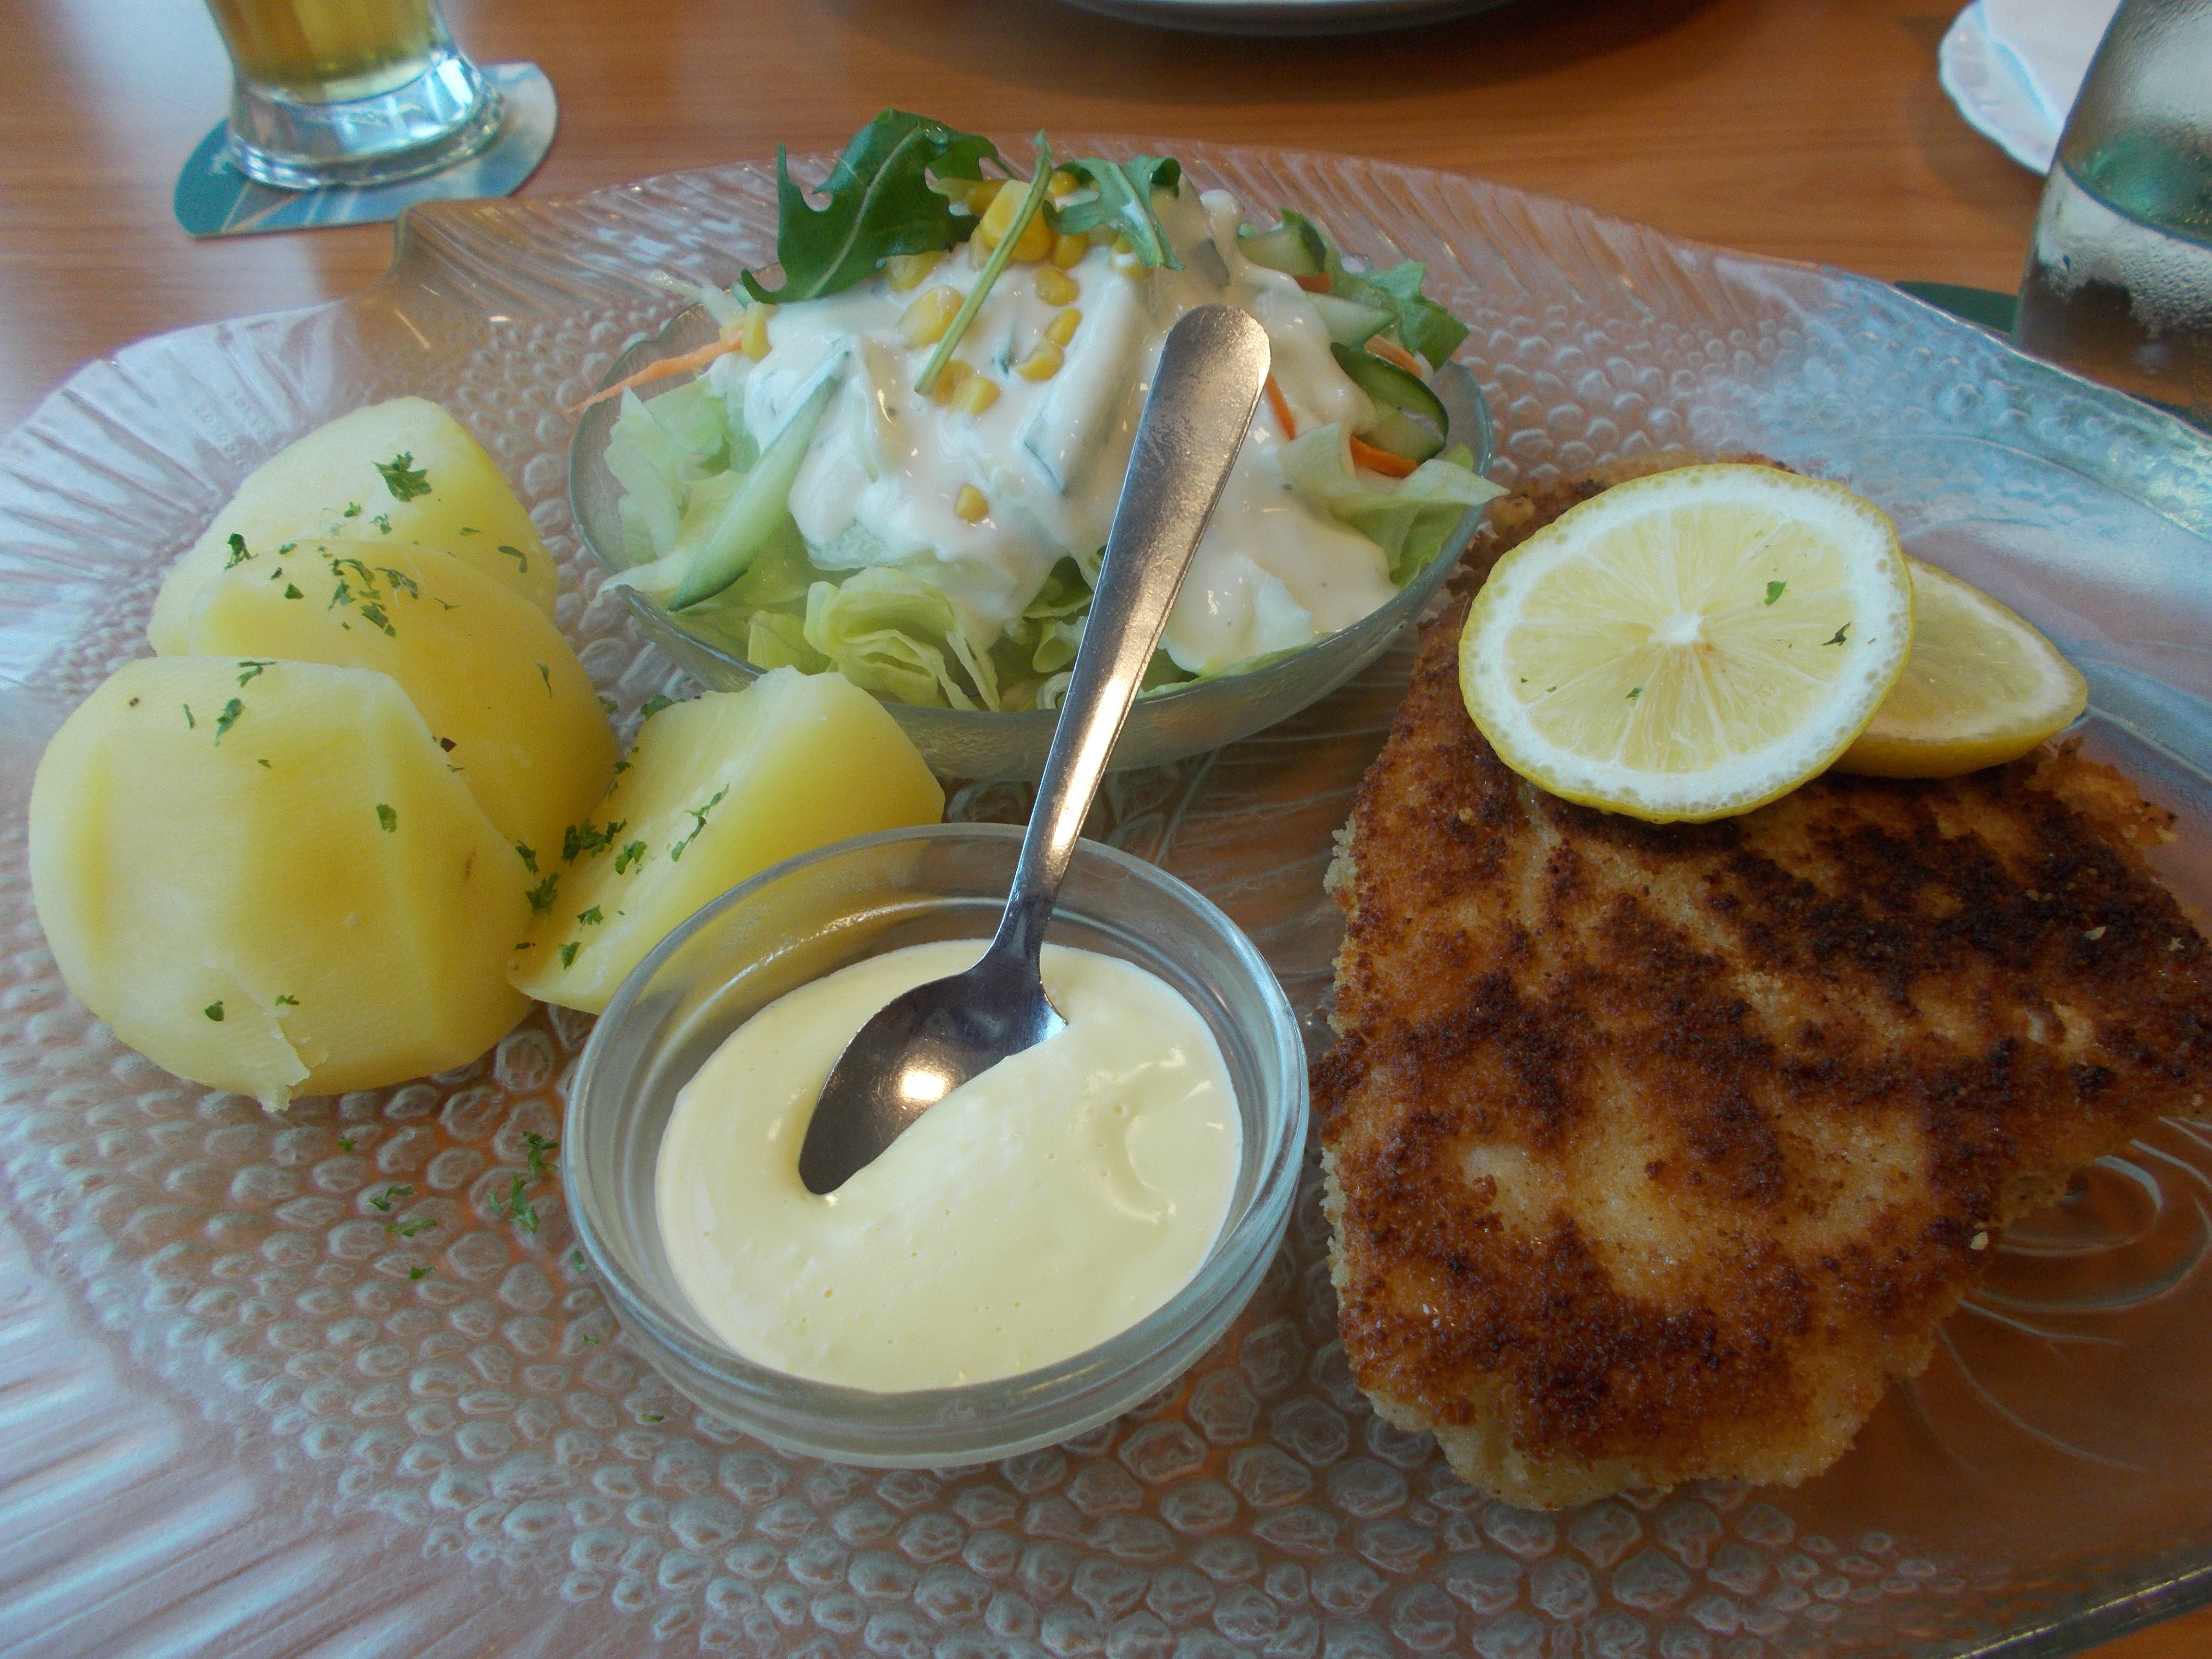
[803,567,1001,710]
[1279,426,1503,583]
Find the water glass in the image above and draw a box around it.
[2013,0,2212,426]
[203,0,502,191]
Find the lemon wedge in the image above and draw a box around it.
[1834,557,2086,778]
[1458,464,1913,823]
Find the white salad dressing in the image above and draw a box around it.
[655,940,1242,1392]
[707,183,1406,673]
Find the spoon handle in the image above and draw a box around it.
[993,303,1271,964]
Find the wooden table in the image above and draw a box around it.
[0,0,2204,1653]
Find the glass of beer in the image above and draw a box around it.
[2013,0,2212,428]
[203,0,502,191]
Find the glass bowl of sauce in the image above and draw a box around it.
[565,823,1308,1467]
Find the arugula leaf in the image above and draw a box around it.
[1272,209,1468,368]
[742,111,1002,305]
[1055,156,1184,270]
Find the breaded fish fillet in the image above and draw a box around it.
[1315,468,2212,1509]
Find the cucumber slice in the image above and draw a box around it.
[1330,342,1450,434]
[1308,292,1393,349]
[670,378,835,611]
[1238,218,1326,277]
[1361,408,1445,464]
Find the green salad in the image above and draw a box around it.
[592,110,1501,712]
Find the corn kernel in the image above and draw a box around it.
[978,181,1022,248]
[740,302,775,360]
[965,179,1002,215]
[1009,213,1054,264]
[1033,266,1079,307]
[926,361,974,404]
[899,286,962,349]
[1016,341,1064,382]
[955,485,990,523]
[949,375,1000,417]
[1051,232,1087,269]
[885,251,942,292]
[1045,308,1082,348]
[1047,168,1079,199]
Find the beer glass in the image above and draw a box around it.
[2013,0,2212,426]
[203,0,502,191]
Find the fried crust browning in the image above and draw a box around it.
[1315,469,2212,1509]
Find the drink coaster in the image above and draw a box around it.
[173,61,555,239]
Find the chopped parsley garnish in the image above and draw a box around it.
[563,818,627,864]
[576,906,603,927]
[371,513,392,535]
[524,1133,559,1178]
[213,698,243,742]
[409,1265,432,1281]
[203,1000,223,1022]
[1824,624,1850,646]
[367,1183,413,1212]
[638,694,675,721]
[1626,686,1641,700]
[182,704,196,730]
[496,1174,541,1233]
[536,661,552,696]
[458,525,479,535]
[387,1214,437,1238]
[224,533,253,568]
[598,695,618,714]
[374,451,432,502]
[525,873,560,915]
[571,1250,586,1271]
[337,1136,356,1153]
[558,942,580,970]
[236,660,274,686]
[342,501,361,518]
[515,843,538,874]
[256,757,271,769]
[1765,580,1787,606]
[379,565,420,598]
[274,993,299,1007]
[642,1413,664,1424]
[283,583,303,600]
[376,803,397,833]
[669,787,728,862]
[499,543,529,573]
[614,840,647,874]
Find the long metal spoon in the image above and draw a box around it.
[797,303,1271,1195]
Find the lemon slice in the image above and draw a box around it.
[1833,558,2086,778]
[1458,464,1913,822]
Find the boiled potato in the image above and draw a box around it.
[30,656,532,1109]
[512,668,945,1013]
[182,541,615,863]
[148,398,556,653]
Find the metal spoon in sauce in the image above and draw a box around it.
[797,303,1271,1195]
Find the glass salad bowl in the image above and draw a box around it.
[568,306,1496,783]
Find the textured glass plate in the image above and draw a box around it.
[2,144,2211,1659]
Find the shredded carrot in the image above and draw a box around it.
[1365,336,1423,374]
[1348,435,1418,479]
[1294,273,1331,294]
[1263,376,1298,440]
[564,333,746,417]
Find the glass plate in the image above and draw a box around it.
[3,142,2210,1659]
